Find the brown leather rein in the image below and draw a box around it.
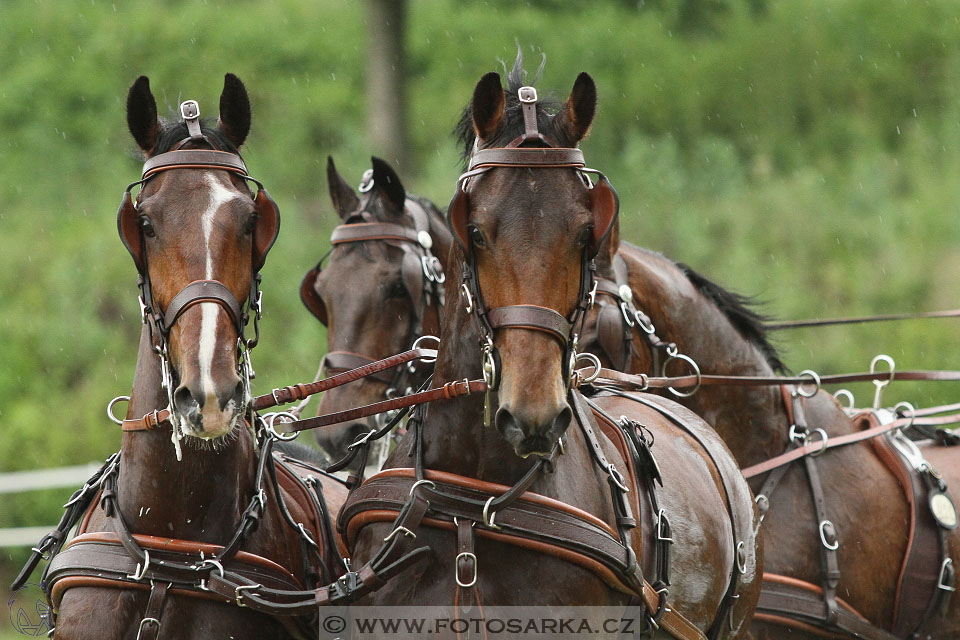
[766,307,960,330]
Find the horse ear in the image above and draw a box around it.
[299,266,328,325]
[218,73,251,148]
[589,177,619,258]
[326,156,360,220]
[371,156,406,214]
[553,72,597,145]
[252,188,280,271]
[127,76,160,154]
[471,72,505,141]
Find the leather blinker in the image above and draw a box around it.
[299,265,327,326]
[447,187,471,256]
[252,187,280,272]
[117,189,145,274]
[588,176,619,258]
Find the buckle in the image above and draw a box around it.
[235,583,262,607]
[656,509,673,543]
[939,558,956,592]
[455,552,478,588]
[136,617,161,640]
[518,86,538,103]
[179,100,200,120]
[819,520,839,551]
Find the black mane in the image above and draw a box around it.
[678,262,787,373]
[153,118,240,155]
[454,50,575,168]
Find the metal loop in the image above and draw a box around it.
[870,354,896,409]
[461,283,474,314]
[127,550,151,581]
[107,396,130,426]
[619,301,636,328]
[412,335,440,363]
[939,558,956,592]
[808,428,829,457]
[656,509,674,543]
[482,342,498,389]
[195,558,225,578]
[137,617,161,640]
[796,370,821,398]
[408,479,436,498]
[634,312,656,335]
[358,169,374,192]
[383,525,416,543]
[894,401,916,430]
[662,352,702,398]
[575,352,602,384]
[483,496,502,530]
[262,412,299,441]
[819,520,839,551]
[788,424,807,444]
[735,541,747,575]
[235,583,262,607]
[833,389,856,411]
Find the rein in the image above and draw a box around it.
[766,307,960,330]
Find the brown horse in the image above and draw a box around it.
[40,75,347,639]
[340,61,761,638]
[580,238,960,638]
[299,156,451,466]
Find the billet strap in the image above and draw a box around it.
[138,580,169,640]
[142,149,248,179]
[162,279,243,333]
[757,574,899,640]
[487,305,572,345]
[330,222,421,246]
[122,408,171,432]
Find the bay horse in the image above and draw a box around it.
[299,156,451,467]
[580,237,960,637]
[339,62,762,638]
[20,75,347,639]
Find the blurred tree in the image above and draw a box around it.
[366,0,410,172]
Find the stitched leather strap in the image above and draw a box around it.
[162,280,243,333]
[322,351,397,385]
[487,305,572,345]
[138,580,169,640]
[142,149,248,178]
[468,147,585,170]
[330,222,420,245]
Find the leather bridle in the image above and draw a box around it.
[116,100,280,456]
[446,86,619,422]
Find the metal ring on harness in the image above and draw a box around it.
[833,389,856,411]
[483,496,502,530]
[575,352,602,384]
[107,396,131,426]
[870,354,896,409]
[262,413,299,441]
[662,352,701,398]
[412,335,440,363]
[408,479,436,498]
[796,370,821,398]
[819,520,839,551]
[894,401,916,430]
[808,428,829,457]
[455,552,478,588]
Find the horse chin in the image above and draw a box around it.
[512,435,556,459]
[178,403,244,442]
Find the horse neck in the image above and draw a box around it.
[623,247,788,466]
[417,257,533,485]
[118,324,256,542]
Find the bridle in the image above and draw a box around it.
[300,175,446,402]
[446,86,619,423]
[116,100,280,457]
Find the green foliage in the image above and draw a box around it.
[2,0,960,591]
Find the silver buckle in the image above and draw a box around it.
[455,552,478,588]
[819,520,839,550]
[180,100,200,121]
[518,86,538,103]
[235,583,262,607]
[136,617,161,640]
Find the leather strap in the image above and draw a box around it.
[487,305,572,345]
[468,147,585,170]
[757,575,900,640]
[162,279,243,333]
[137,580,169,640]
[142,149,248,178]
[767,308,960,330]
[321,351,397,385]
[330,222,420,245]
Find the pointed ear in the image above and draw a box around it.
[471,72,505,141]
[553,72,597,145]
[370,156,406,213]
[126,76,160,154]
[217,73,251,148]
[326,156,360,220]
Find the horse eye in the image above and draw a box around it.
[245,212,258,235]
[385,280,407,300]
[468,225,487,249]
[577,225,594,248]
[139,215,156,238]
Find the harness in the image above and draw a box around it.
[116,99,280,460]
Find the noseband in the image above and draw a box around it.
[116,100,280,454]
[446,87,619,423]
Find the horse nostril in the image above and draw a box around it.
[173,385,201,412]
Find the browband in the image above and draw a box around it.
[469,147,585,171]
[142,149,248,179]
